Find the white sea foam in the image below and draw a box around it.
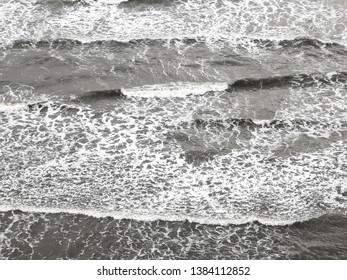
[0,103,26,111]
[0,205,329,226]
[0,0,346,228]
[123,82,228,98]
[0,80,346,226]
[0,0,346,48]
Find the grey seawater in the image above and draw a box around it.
[0,0,347,259]
[1,211,347,259]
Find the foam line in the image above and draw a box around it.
[0,206,330,226]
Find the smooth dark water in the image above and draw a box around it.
[0,0,347,259]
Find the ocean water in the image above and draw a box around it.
[0,0,347,259]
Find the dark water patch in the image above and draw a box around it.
[228,72,347,91]
[228,75,299,91]
[76,89,125,101]
[289,215,347,260]
[35,0,92,8]
[192,118,257,130]
[208,58,245,67]
[10,39,83,50]
[229,36,346,52]
[183,150,220,164]
[8,39,131,51]
[249,37,347,56]
[278,37,346,51]
[3,37,347,94]
[118,0,176,7]
[272,131,347,157]
[1,210,346,260]
[3,38,226,91]
[65,89,126,111]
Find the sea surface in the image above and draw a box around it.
[0,0,347,259]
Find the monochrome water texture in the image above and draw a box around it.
[0,0,347,259]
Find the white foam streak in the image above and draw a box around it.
[123,82,228,98]
[0,205,328,226]
[0,103,26,111]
